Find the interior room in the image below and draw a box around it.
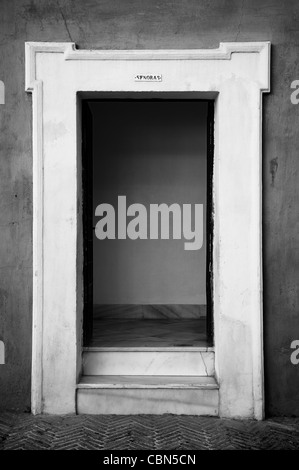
[85,97,211,348]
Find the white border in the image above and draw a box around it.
[25,42,270,418]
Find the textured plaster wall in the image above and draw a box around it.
[0,0,298,415]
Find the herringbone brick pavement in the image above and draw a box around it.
[0,412,299,450]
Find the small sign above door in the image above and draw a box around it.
[135,74,162,82]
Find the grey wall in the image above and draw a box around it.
[0,0,298,416]
[91,100,207,305]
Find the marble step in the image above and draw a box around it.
[82,347,215,376]
[77,376,219,415]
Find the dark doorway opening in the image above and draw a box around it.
[82,94,214,348]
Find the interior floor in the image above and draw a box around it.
[88,305,209,347]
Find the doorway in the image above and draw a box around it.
[26,42,268,416]
[82,95,214,349]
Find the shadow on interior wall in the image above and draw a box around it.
[93,304,207,319]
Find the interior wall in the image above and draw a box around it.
[91,100,207,305]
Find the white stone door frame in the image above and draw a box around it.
[25,41,270,418]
